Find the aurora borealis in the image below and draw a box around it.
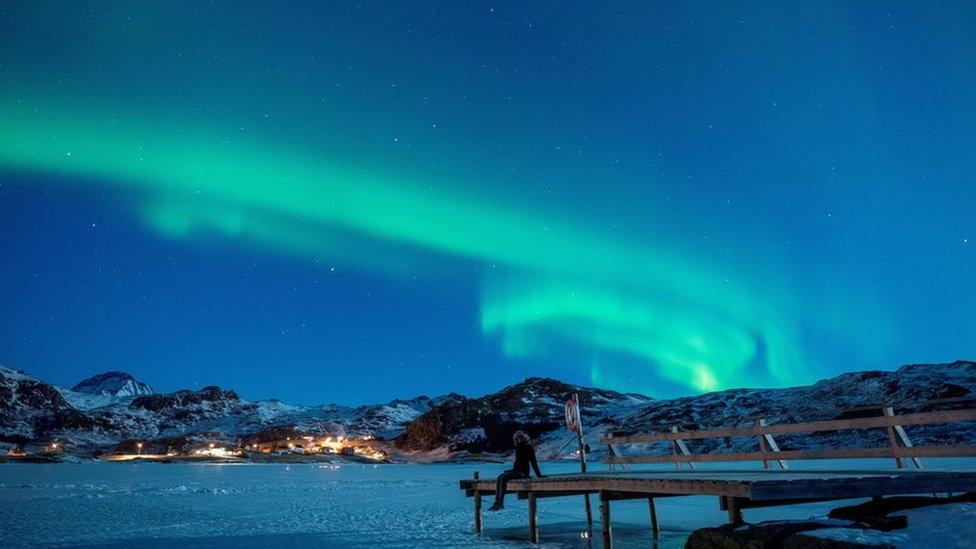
[1,3,974,403]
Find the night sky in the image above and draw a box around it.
[1,2,973,405]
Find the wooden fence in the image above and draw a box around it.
[603,406,976,470]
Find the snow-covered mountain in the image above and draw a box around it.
[603,360,976,457]
[1,361,974,459]
[0,365,448,451]
[393,362,976,459]
[395,377,651,455]
[72,371,154,398]
[55,370,157,411]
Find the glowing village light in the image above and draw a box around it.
[193,445,240,458]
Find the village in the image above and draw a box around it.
[2,433,391,464]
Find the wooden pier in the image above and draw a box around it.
[459,403,976,547]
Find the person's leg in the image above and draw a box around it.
[491,470,516,508]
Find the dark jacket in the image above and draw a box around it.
[512,441,543,477]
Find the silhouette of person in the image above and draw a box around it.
[488,430,544,511]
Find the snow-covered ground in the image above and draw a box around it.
[2,459,975,548]
[807,502,976,546]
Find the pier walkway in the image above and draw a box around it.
[459,401,976,547]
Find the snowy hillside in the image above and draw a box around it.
[394,377,652,456]
[0,365,447,451]
[394,363,976,459]
[2,361,974,460]
[606,360,976,457]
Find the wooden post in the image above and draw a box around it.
[671,426,680,470]
[528,492,538,543]
[599,492,612,549]
[758,423,769,470]
[883,407,905,469]
[648,497,659,536]
[572,393,594,528]
[889,411,923,469]
[473,471,482,534]
[726,497,744,525]
[670,426,696,469]
[757,418,788,469]
[583,491,593,530]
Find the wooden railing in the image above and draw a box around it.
[602,405,976,470]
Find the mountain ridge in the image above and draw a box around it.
[1,361,974,460]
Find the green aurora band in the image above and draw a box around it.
[0,95,875,394]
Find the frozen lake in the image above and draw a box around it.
[2,459,975,547]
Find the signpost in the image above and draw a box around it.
[566,393,593,528]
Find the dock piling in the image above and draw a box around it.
[725,497,744,525]
[648,497,659,536]
[599,491,612,548]
[473,471,482,534]
[528,492,538,543]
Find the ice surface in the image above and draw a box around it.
[2,458,975,548]
[807,502,976,547]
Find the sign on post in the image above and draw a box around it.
[565,396,581,433]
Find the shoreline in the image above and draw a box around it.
[0,452,513,465]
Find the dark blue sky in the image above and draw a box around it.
[1,2,973,404]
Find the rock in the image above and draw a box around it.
[686,521,834,548]
[685,521,881,549]
[828,493,976,529]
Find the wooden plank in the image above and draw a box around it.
[748,473,976,501]
[759,418,788,470]
[464,476,753,498]
[672,426,696,470]
[883,407,905,469]
[843,395,976,414]
[603,409,976,444]
[606,444,976,465]
[600,491,664,501]
[517,490,597,499]
[462,471,976,504]
[520,489,681,501]
[893,423,923,469]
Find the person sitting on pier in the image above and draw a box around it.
[488,430,544,511]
